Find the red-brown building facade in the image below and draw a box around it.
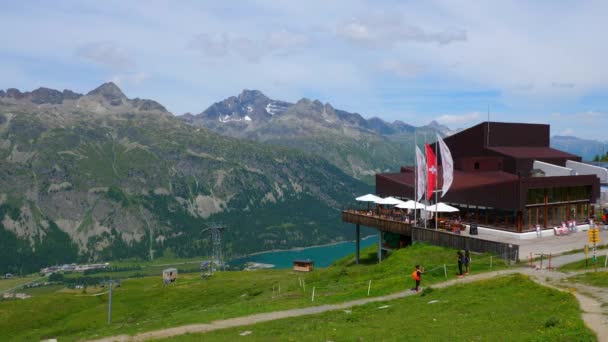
[376,122,600,232]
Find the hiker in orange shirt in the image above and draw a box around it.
[411,265,424,292]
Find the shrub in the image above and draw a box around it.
[544,316,560,328]
[421,287,434,297]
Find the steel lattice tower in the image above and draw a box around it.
[203,223,226,272]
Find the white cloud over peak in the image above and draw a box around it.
[75,41,135,70]
[188,30,309,63]
[111,71,149,86]
[336,13,467,47]
[377,60,425,78]
[436,112,481,125]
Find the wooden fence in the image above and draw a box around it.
[411,227,519,261]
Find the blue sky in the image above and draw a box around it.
[1,1,607,138]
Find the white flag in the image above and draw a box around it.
[437,134,453,197]
[415,145,426,202]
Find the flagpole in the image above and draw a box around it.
[414,129,417,227]
[435,138,439,231]
[424,132,428,229]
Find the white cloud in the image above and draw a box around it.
[111,72,149,86]
[575,111,607,123]
[377,60,425,78]
[336,13,467,47]
[75,41,135,70]
[436,112,481,125]
[188,30,309,63]
[550,111,607,124]
[552,82,575,89]
[267,30,309,50]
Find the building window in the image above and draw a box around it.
[474,162,480,170]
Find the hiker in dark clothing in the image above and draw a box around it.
[412,265,424,292]
[464,250,471,275]
[457,251,464,277]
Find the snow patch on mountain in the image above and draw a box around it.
[265,102,284,115]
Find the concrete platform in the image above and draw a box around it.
[461,225,608,261]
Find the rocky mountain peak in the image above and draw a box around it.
[196,89,291,125]
[30,87,64,104]
[87,82,127,101]
[0,86,83,104]
[424,120,456,136]
[5,88,25,99]
[237,89,268,103]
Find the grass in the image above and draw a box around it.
[566,272,608,288]
[558,257,608,272]
[0,275,43,292]
[109,255,208,268]
[0,244,508,341]
[21,285,64,296]
[559,243,608,256]
[62,263,203,281]
[166,275,595,342]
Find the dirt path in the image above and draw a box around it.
[86,270,518,342]
[86,261,607,342]
[522,268,608,342]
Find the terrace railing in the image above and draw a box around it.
[342,210,519,261]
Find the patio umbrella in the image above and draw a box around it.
[425,202,459,212]
[395,200,426,210]
[376,196,405,205]
[355,194,383,210]
[355,194,383,202]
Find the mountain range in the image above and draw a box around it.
[0,83,374,273]
[182,90,453,181]
[1,83,604,274]
[550,135,608,161]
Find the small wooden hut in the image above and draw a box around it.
[163,268,178,284]
[293,259,314,272]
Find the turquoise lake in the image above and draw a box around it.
[229,235,378,269]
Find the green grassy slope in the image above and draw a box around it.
[171,275,595,342]
[0,244,506,341]
[567,272,608,288]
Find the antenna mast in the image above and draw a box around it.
[487,105,490,147]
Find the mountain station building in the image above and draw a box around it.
[376,122,602,232]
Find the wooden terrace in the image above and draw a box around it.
[342,209,519,263]
[342,210,414,235]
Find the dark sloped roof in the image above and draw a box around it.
[487,146,578,159]
[378,169,518,191]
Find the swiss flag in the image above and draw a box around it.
[426,144,437,200]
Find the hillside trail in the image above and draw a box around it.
[522,268,608,342]
[87,255,608,342]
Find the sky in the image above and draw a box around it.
[0,0,607,139]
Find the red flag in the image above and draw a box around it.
[426,144,437,200]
